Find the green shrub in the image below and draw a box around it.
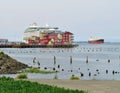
[0,52,4,56]
[70,75,80,80]
[16,73,27,79]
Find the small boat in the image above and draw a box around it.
[88,37,104,44]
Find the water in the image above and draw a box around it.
[0,43,120,80]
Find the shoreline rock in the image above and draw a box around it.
[0,52,28,74]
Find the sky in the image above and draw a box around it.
[0,0,120,42]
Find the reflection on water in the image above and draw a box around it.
[0,43,120,80]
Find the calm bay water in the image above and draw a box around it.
[0,43,120,80]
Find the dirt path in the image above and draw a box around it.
[28,79,120,93]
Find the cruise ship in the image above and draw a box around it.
[88,37,104,44]
[23,23,74,45]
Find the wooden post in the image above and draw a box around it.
[70,56,72,65]
[86,56,88,63]
[54,56,56,66]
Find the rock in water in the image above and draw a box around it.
[0,52,28,74]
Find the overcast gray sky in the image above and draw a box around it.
[0,0,120,42]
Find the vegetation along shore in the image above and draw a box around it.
[0,76,87,93]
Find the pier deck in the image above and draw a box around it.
[0,44,78,48]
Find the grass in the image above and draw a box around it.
[21,67,57,74]
[16,73,28,79]
[0,76,87,93]
[70,75,80,80]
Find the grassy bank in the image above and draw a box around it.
[0,76,87,93]
[21,67,57,74]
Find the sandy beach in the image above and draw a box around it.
[29,79,120,93]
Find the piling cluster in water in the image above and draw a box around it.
[0,44,120,80]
